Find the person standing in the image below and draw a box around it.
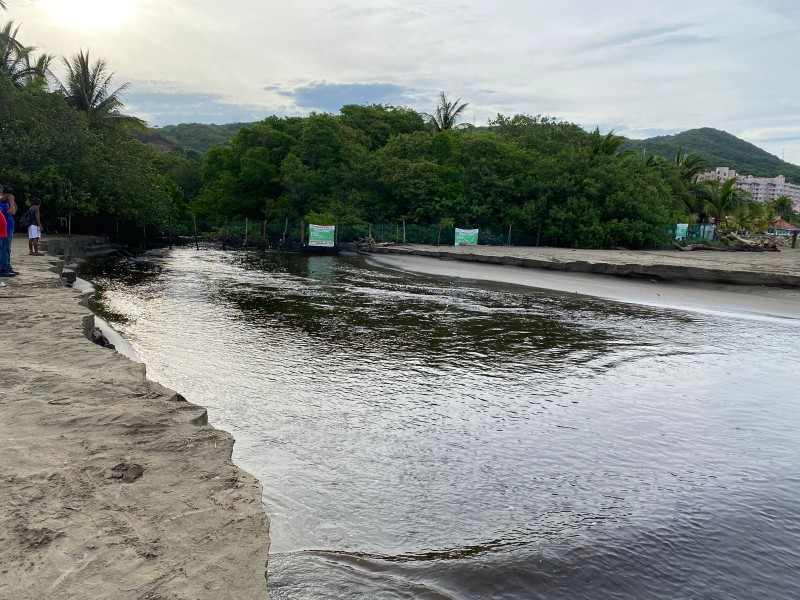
[28,198,44,255]
[0,185,18,275]
[0,197,8,283]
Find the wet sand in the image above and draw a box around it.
[363,246,800,321]
[0,238,270,599]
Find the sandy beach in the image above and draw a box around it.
[0,238,270,599]
[363,245,800,321]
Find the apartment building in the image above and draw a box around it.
[697,167,800,208]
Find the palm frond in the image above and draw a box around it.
[429,91,469,131]
[59,49,143,128]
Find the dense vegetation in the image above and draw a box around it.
[2,5,793,249]
[623,128,800,184]
[190,111,686,248]
[0,17,197,237]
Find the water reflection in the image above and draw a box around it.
[78,248,800,600]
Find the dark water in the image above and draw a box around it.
[79,248,800,600]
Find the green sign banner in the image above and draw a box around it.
[454,228,479,246]
[675,223,689,240]
[309,224,336,247]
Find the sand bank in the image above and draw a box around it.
[363,245,800,321]
[0,237,269,599]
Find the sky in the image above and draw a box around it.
[7,0,800,165]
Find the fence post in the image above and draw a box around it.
[507,223,512,246]
[536,224,541,247]
[244,218,249,246]
[368,223,372,240]
[282,218,288,249]
[300,219,305,245]
[169,213,173,249]
[437,223,441,246]
[193,215,199,250]
[262,220,267,253]
[223,217,228,251]
[403,219,406,244]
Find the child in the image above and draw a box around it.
[28,198,44,256]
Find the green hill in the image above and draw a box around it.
[623,127,800,184]
[140,122,252,153]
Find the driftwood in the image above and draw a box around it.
[673,241,732,252]
[356,236,397,249]
[725,232,757,245]
[674,235,780,252]
[721,233,780,252]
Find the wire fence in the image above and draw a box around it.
[152,219,595,250]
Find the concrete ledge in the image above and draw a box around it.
[362,244,800,288]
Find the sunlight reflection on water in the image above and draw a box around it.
[81,248,800,600]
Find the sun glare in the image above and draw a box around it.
[40,0,140,31]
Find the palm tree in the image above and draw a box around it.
[664,147,709,218]
[723,208,748,233]
[700,178,751,225]
[635,149,662,169]
[0,21,36,85]
[25,52,56,89]
[425,92,469,132]
[60,49,145,129]
[674,147,709,183]
[750,202,779,234]
[771,194,795,221]
[589,127,628,156]
[0,21,54,89]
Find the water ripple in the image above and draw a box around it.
[80,248,800,600]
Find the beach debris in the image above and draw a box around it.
[356,236,397,248]
[90,326,116,350]
[673,234,780,252]
[60,269,77,285]
[107,463,144,483]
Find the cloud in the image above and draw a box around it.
[8,0,800,163]
[124,91,272,126]
[573,24,701,52]
[272,82,414,113]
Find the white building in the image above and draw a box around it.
[697,167,800,208]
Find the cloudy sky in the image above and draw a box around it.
[7,0,800,164]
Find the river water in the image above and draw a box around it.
[79,248,800,600]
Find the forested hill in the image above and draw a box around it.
[139,122,252,153]
[622,127,800,183]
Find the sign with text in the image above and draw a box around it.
[454,228,479,246]
[308,224,335,247]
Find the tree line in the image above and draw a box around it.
[0,16,195,237]
[2,6,792,249]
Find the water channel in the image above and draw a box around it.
[79,248,800,599]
